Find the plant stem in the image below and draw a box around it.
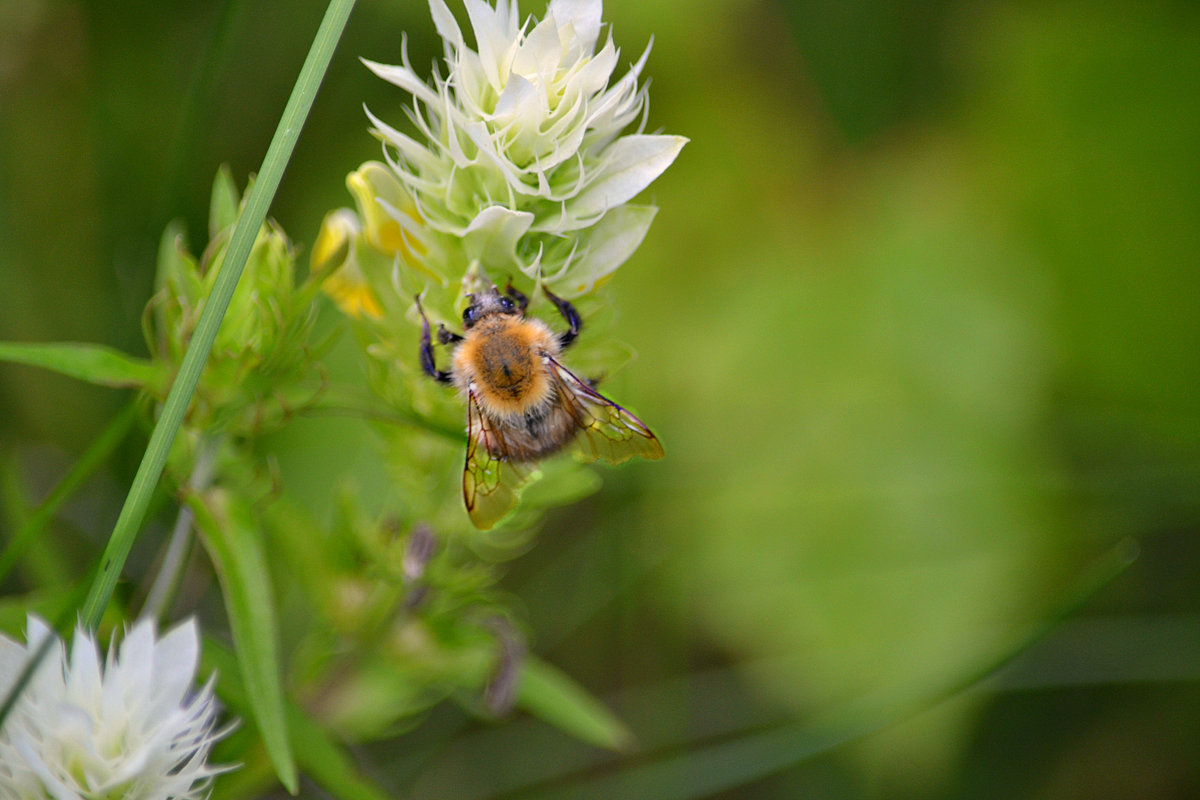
[139,438,220,623]
[78,0,358,629]
[0,402,139,586]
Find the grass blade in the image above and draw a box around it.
[518,656,634,752]
[192,489,297,794]
[204,637,395,800]
[78,0,357,629]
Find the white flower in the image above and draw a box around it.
[0,617,230,800]
[361,0,686,295]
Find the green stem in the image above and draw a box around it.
[300,395,465,441]
[138,437,221,623]
[0,401,139,586]
[79,0,358,629]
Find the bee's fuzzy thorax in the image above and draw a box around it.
[452,315,560,419]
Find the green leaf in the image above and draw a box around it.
[192,489,298,794]
[518,655,634,751]
[288,703,395,800]
[203,636,395,800]
[155,219,191,290]
[0,341,163,389]
[210,164,241,239]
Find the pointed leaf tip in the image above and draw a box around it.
[0,342,164,390]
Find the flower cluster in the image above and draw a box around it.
[0,617,227,800]
[148,169,329,472]
[315,0,685,310]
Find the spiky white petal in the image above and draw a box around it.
[0,617,230,800]
[362,0,685,294]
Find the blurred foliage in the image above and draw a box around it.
[2,0,1199,798]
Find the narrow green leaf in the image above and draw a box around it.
[0,341,162,389]
[518,655,635,752]
[0,403,139,585]
[203,637,395,800]
[192,490,298,794]
[79,0,357,636]
[288,704,395,800]
[520,717,873,800]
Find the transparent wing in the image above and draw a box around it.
[547,356,665,464]
[464,388,535,530]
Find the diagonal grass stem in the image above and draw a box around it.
[79,0,358,630]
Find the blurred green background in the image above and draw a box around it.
[3,0,1200,797]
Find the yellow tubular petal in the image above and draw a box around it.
[323,270,384,320]
[311,209,360,274]
[348,163,429,260]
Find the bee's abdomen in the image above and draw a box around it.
[499,404,580,461]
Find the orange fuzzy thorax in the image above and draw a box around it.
[452,316,559,418]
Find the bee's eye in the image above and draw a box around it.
[462,306,477,325]
[499,296,515,312]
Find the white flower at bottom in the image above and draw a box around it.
[0,617,230,800]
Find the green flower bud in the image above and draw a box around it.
[145,169,324,437]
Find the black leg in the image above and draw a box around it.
[437,324,463,345]
[542,286,582,349]
[415,296,453,384]
[503,278,529,313]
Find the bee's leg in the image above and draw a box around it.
[415,296,454,384]
[437,324,463,345]
[503,279,529,313]
[542,286,582,349]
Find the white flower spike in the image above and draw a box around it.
[361,0,686,295]
[0,617,230,800]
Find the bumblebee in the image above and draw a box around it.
[417,283,664,529]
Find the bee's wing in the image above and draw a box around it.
[464,388,535,530]
[546,356,665,464]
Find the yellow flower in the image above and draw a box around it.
[347,162,428,263]
[312,208,384,320]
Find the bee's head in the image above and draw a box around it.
[461,285,520,329]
